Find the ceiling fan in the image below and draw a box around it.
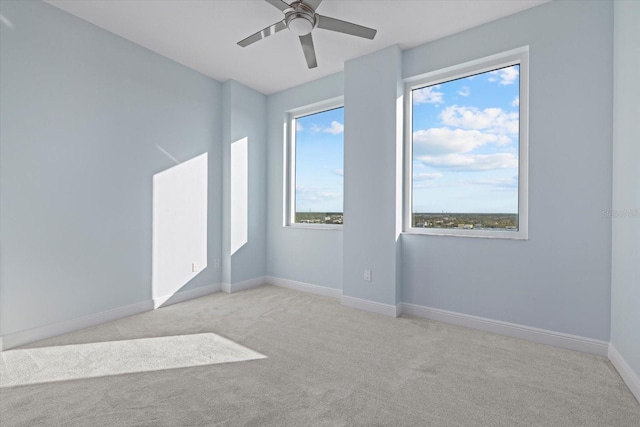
[237,0,377,69]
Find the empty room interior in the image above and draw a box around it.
[1,0,639,425]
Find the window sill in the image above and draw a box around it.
[403,228,527,240]
[285,224,343,231]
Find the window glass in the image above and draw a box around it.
[410,63,523,235]
[292,106,344,225]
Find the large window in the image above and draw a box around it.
[405,48,528,239]
[286,99,344,227]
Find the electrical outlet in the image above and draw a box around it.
[213,258,220,268]
[192,263,198,272]
[364,270,372,282]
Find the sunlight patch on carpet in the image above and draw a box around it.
[0,333,266,387]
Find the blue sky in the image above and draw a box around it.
[295,107,344,213]
[412,65,520,213]
[293,64,519,214]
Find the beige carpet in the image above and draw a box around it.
[1,333,266,387]
[1,285,639,426]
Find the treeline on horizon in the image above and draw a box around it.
[295,212,517,229]
[412,213,517,229]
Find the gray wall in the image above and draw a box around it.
[342,46,403,306]
[265,0,614,341]
[611,0,640,379]
[0,0,223,335]
[221,80,267,285]
[266,73,344,289]
[401,0,613,340]
[1,0,622,349]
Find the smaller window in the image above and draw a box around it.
[404,48,529,239]
[286,99,344,228]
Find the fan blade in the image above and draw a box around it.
[299,33,318,69]
[237,20,287,47]
[264,0,291,12]
[316,15,377,39]
[304,0,323,10]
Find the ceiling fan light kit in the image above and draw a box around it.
[286,2,316,36]
[238,0,377,69]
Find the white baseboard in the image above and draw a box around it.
[1,283,223,352]
[341,295,400,318]
[221,276,265,294]
[153,283,222,309]
[609,344,640,403]
[400,303,609,356]
[265,276,343,299]
[266,276,397,317]
[0,299,152,351]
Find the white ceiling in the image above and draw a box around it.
[46,0,549,95]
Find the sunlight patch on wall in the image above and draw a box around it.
[152,152,208,307]
[0,333,266,387]
[0,14,14,30]
[231,138,248,255]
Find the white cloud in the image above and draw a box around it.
[488,66,519,85]
[296,122,304,132]
[457,86,470,97]
[511,96,519,107]
[296,187,340,202]
[310,121,343,135]
[334,169,344,177]
[413,127,509,155]
[414,172,443,181]
[413,85,444,105]
[417,153,518,171]
[323,121,344,135]
[440,105,518,136]
[467,176,518,189]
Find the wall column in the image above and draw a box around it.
[221,80,268,292]
[342,46,403,314]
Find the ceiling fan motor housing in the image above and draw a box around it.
[285,1,317,36]
[237,0,377,69]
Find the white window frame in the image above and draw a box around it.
[403,47,529,239]
[284,96,344,229]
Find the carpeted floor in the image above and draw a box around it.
[1,285,639,426]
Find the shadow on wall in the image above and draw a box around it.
[231,137,248,255]
[152,151,208,308]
